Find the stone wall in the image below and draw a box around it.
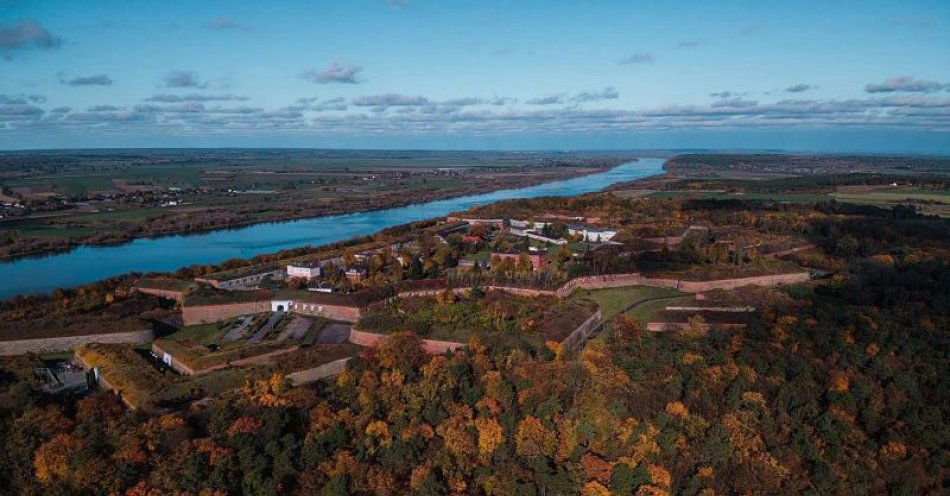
[556,271,809,297]
[134,287,186,302]
[182,300,271,325]
[179,272,807,327]
[290,301,362,323]
[152,341,300,375]
[347,328,465,355]
[556,273,644,297]
[73,353,143,411]
[674,272,810,292]
[558,310,603,353]
[287,358,352,386]
[0,329,155,356]
[646,322,747,332]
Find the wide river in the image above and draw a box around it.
[1,158,664,299]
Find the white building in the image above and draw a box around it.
[287,262,322,280]
[567,224,618,242]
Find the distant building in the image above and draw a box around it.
[491,249,548,271]
[567,224,617,242]
[345,266,368,283]
[287,261,322,280]
[196,266,284,290]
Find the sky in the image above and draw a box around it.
[1,0,949,153]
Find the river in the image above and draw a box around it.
[0,158,664,299]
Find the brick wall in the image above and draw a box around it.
[134,287,186,302]
[646,322,747,332]
[179,272,808,326]
[182,300,271,325]
[347,328,465,355]
[287,358,352,386]
[558,310,603,353]
[556,273,644,297]
[0,329,155,356]
[291,301,362,322]
[557,271,809,297]
[152,341,300,376]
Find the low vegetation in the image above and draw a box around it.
[359,289,597,345]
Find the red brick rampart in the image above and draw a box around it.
[347,328,466,355]
[180,272,808,326]
[134,287,186,303]
[182,301,270,325]
[290,301,362,322]
[557,271,809,297]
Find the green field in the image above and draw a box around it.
[570,285,687,321]
[5,175,115,194]
[58,208,169,223]
[570,285,692,343]
[165,323,225,345]
[646,191,834,203]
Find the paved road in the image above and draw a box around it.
[278,316,313,341]
[316,323,351,344]
[222,316,253,341]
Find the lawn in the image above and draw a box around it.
[646,191,833,203]
[58,208,168,223]
[165,323,225,345]
[570,285,693,343]
[6,175,115,194]
[569,285,686,321]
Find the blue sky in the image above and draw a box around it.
[1,0,949,152]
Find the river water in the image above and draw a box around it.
[0,158,664,299]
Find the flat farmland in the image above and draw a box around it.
[0,149,638,259]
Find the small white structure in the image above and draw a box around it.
[509,219,549,236]
[567,224,617,242]
[287,262,322,280]
[271,300,293,312]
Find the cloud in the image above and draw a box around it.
[709,91,746,98]
[710,98,758,108]
[0,20,62,59]
[7,93,950,137]
[528,88,618,105]
[163,70,209,89]
[785,83,815,93]
[865,76,946,94]
[526,95,563,105]
[300,62,363,84]
[487,96,517,105]
[145,94,249,103]
[87,105,122,111]
[0,104,43,117]
[61,74,113,86]
[286,97,348,112]
[619,52,654,64]
[207,17,250,32]
[0,94,45,105]
[571,87,619,103]
[676,40,701,48]
[352,93,428,109]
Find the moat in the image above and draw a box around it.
[0,158,664,299]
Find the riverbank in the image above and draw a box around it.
[1,159,666,300]
[1,164,616,262]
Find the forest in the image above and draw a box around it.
[0,181,947,496]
